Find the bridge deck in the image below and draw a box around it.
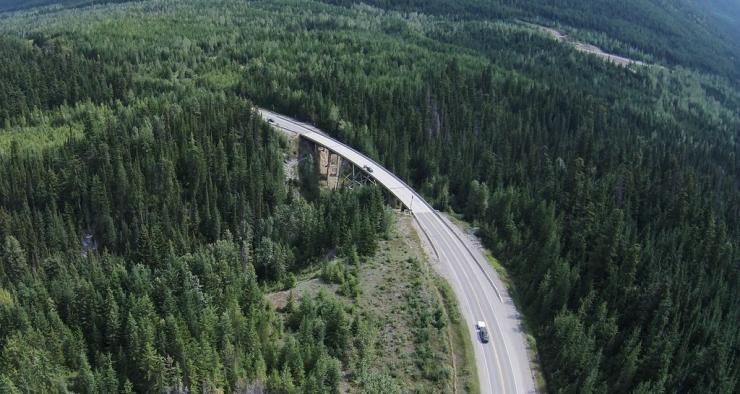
[256,107,536,394]
[258,108,432,214]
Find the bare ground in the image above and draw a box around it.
[536,24,646,67]
[265,213,476,393]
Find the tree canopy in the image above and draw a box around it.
[0,0,737,392]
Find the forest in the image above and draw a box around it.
[323,0,740,80]
[0,83,394,392]
[0,0,738,393]
[0,18,394,391]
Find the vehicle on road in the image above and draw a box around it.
[477,321,490,343]
[256,108,537,392]
[268,118,275,123]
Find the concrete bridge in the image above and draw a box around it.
[257,107,537,394]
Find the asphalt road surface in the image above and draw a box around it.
[257,108,537,394]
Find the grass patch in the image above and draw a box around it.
[526,332,548,392]
[354,214,474,393]
[483,249,511,288]
[445,213,513,288]
[0,122,83,155]
[265,205,480,392]
[434,276,480,394]
[443,212,547,393]
[266,213,474,392]
[200,67,241,90]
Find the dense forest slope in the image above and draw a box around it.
[0,0,738,393]
[4,0,738,77]
[698,0,740,49]
[0,8,394,391]
[325,0,740,79]
[0,0,133,11]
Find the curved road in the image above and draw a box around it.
[257,108,536,394]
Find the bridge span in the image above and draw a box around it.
[257,107,537,394]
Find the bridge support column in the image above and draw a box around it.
[327,153,341,189]
[317,146,329,177]
[316,146,341,190]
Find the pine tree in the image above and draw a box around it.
[74,351,97,394]
[1,236,27,283]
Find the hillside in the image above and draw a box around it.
[324,0,740,80]
[0,0,131,11]
[697,0,740,48]
[4,0,738,76]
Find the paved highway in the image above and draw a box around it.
[257,108,536,394]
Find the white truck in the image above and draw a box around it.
[476,321,490,343]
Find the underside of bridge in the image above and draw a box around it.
[314,141,377,190]
[301,138,408,209]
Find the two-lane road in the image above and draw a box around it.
[258,108,536,394]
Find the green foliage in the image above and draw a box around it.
[0,0,736,392]
[325,0,740,79]
[0,121,83,156]
[0,35,129,126]
[0,31,387,391]
[359,371,402,394]
[0,330,70,393]
[320,260,346,285]
[320,259,361,299]
[1,236,26,283]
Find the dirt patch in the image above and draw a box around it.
[535,24,647,67]
[356,214,473,393]
[266,213,475,393]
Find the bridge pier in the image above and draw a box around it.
[317,145,342,190]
